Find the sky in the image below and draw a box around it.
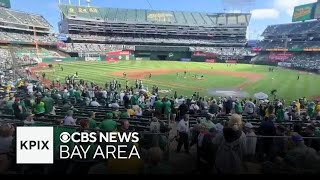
[9,0,318,39]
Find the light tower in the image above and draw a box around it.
[86,0,91,7]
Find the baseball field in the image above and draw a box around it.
[35,61,320,102]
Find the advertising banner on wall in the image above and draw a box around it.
[292,3,315,22]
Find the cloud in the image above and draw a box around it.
[251,9,280,19]
[274,0,317,16]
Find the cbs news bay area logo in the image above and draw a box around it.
[17,127,140,164]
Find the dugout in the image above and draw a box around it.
[134,45,191,61]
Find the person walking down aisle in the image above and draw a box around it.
[176,116,189,154]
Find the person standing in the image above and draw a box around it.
[123,93,130,109]
[177,117,189,154]
[163,98,172,122]
[225,97,233,114]
[178,101,188,120]
[244,123,257,161]
[88,111,97,129]
[12,98,24,120]
[42,93,55,115]
[234,100,243,114]
[154,98,163,117]
[215,114,247,174]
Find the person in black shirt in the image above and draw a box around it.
[302,125,320,151]
[258,114,276,161]
[178,101,188,118]
[209,100,219,115]
[123,93,130,109]
[12,98,23,120]
[225,97,233,114]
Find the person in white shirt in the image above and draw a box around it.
[136,107,143,117]
[111,101,119,109]
[23,112,35,125]
[244,99,255,115]
[102,89,107,99]
[138,94,145,104]
[177,96,185,106]
[119,91,125,105]
[150,94,156,108]
[27,83,33,94]
[284,108,292,121]
[244,123,257,159]
[189,101,199,114]
[88,89,95,99]
[90,98,101,107]
[177,117,189,153]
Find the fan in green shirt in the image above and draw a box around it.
[74,90,81,101]
[99,113,117,132]
[120,111,130,119]
[88,111,97,129]
[68,88,75,97]
[163,99,171,115]
[200,114,216,129]
[131,94,138,106]
[307,102,315,117]
[5,97,14,110]
[276,106,285,122]
[234,101,243,114]
[154,99,163,114]
[42,94,55,114]
[33,98,45,115]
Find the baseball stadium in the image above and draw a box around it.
[1,0,320,175]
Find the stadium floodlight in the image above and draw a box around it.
[86,0,91,7]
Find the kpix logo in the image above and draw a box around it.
[16,127,53,164]
[20,140,50,150]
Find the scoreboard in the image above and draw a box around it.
[292,1,320,22]
[314,2,320,19]
[0,0,10,8]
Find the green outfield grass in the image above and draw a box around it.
[38,61,320,102]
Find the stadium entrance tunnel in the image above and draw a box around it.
[157,55,167,60]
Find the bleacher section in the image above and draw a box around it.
[0,7,50,29]
[254,20,320,71]
[59,43,135,53]
[0,31,57,44]
[58,5,250,58]
[0,7,57,46]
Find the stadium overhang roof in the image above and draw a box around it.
[58,4,251,27]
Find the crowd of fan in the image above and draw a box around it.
[190,47,254,57]
[0,68,320,173]
[253,52,320,70]
[262,20,320,37]
[287,53,320,70]
[257,40,320,49]
[0,31,57,44]
[59,43,135,53]
[0,7,50,28]
[68,34,246,45]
